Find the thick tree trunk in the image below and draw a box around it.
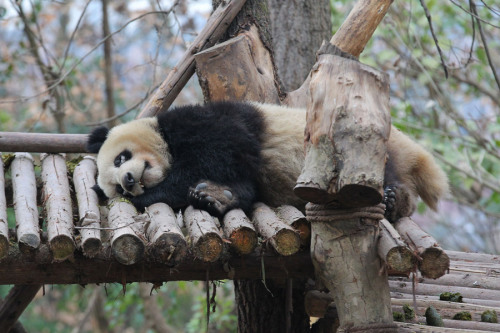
[201,1,324,331]
[267,0,331,91]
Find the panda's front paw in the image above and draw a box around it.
[188,181,237,218]
[383,183,416,223]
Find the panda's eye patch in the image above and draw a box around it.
[114,149,132,167]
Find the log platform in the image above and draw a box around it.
[0,152,499,332]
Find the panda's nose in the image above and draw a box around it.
[123,172,135,191]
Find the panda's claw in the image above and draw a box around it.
[188,181,238,218]
[196,182,208,191]
[383,184,416,223]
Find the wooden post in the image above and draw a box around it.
[308,204,398,332]
[294,44,391,207]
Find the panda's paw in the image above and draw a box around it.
[383,184,415,223]
[188,181,237,218]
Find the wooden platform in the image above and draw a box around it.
[1,152,499,332]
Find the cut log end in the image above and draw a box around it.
[293,183,336,205]
[419,248,450,279]
[386,247,416,274]
[271,229,300,256]
[82,238,102,258]
[112,234,145,265]
[229,227,258,255]
[18,234,40,251]
[49,235,76,261]
[194,233,223,262]
[337,184,382,208]
[148,233,188,265]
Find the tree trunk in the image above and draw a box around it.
[267,0,331,91]
[235,279,310,333]
[205,1,331,331]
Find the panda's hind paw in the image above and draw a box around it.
[189,181,237,218]
[383,184,416,223]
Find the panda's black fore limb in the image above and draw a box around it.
[383,183,416,223]
[188,181,241,218]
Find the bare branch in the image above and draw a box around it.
[419,0,448,78]
[470,0,500,92]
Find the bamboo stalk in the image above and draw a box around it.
[222,208,258,254]
[41,154,76,261]
[146,203,187,265]
[0,154,9,259]
[11,153,40,251]
[251,202,300,256]
[107,198,145,265]
[73,156,101,257]
[184,206,223,262]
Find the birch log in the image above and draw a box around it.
[222,208,258,255]
[294,44,391,208]
[73,156,101,257]
[41,153,75,261]
[252,202,300,256]
[11,153,40,251]
[146,203,187,265]
[0,154,9,259]
[184,206,223,262]
[108,198,145,265]
[394,217,450,279]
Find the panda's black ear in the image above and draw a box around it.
[87,126,109,153]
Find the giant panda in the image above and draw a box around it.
[87,101,448,222]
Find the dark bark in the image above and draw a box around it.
[235,279,310,333]
[267,0,331,91]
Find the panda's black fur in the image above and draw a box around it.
[87,101,448,221]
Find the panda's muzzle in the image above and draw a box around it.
[123,172,136,192]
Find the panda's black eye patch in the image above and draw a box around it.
[114,149,132,167]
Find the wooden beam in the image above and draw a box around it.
[0,285,41,332]
[0,132,87,153]
[0,245,314,285]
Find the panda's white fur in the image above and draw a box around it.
[95,118,170,198]
[88,101,448,220]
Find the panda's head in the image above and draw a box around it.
[87,118,171,200]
